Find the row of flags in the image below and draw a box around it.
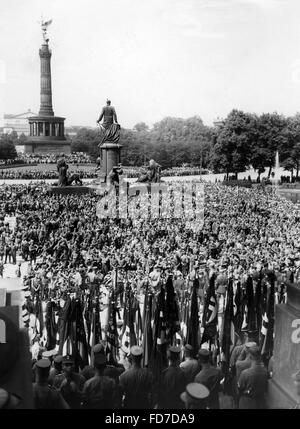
[23,269,276,379]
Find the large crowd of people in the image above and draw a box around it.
[0,181,299,409]
[0,169,97,181]
[1,152,92,167]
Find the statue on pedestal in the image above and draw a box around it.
[137,159,162,183]
[40,18,52,44]
[97,99,121,145]
[57,154,83,186]
[57,154,68,186]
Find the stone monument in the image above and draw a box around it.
[97,100,122,182]
[267,282,300,408]
[25,19,71,154]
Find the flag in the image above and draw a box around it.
[201,274,218,345]
[45,300,57,351]
[120,289,137,353]
[34,296,44,336]
[72,299,89,371]
[221,279,235,395]
[260,278,275,359]
[186,279,200,351]
[233,280,243,334]
[106,294,119,365]
[221,279,235,365]
[181,293,189,343]
[165,275,180,344]
[255,272,263,337]
[89,298,102,363]
[149,286,167,379]
[58,297,73,356]
[244,276,258,337]
[142,292,153,367]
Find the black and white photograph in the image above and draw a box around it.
[0,0,300,415]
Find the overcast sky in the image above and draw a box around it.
[1,0,300,128]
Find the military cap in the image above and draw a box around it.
[245,341,257,349]
[180,383,209,404]
[130,346,143,357]
[62,355,74,364]
[184,344,194,352]
[94,353,106,366]
[54,355,63,364]
[198,348,211,357]
[36,359,51,369]
[93,343,105,355]
[168,345,181,355]
[42,350,54,359]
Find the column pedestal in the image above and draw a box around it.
[98,142,122,183]
[266,283,300,408]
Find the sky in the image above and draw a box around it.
[1,0,300,129]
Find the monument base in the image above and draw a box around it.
[23,141,71,155]
[49,186,95,195]
[99,142,122,182]
[267,379,298,409]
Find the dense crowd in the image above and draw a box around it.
[0,181,299,409]
[1,152,92,166]
[0,169,97,181]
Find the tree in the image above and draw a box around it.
[133,122,149,133]
[18,133,27,144]
[283,114,300,178]
[71,128,99,160]
[0,135,17,159]
[211,110,257,178]
[253,113,288,178]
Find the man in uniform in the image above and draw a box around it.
[180,344,199,383]
[238,346,268,409]
[180,382,210,409]
[81,342,124,383]
[158,345,187,409]
[81,353,117,409]
[49,355,63,386]
[194,349,223,409]
[119,346,154,409]
[32,359,69,409]
[53,355,85,409]
[235,342,257,381]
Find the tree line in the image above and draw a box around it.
[1,110,300,179]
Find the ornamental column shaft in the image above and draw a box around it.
[39,44,54,116]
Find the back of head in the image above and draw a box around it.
[198,348,210,365]
[249,345,261,362]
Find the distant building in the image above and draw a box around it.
[3,109,38,136]
[65,125,94,138]
[213,117,225,128]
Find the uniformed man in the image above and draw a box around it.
[180,382,210,409]
[49,355,63,386]
[32,359,69,409]
[238,346,268,409]
[179,344,199,383]
[97,99,118,130]
[194,349,223,409]
[53,355,85,409]
[81,343,124,383]
[235,342,257,381]
[119,346,154,409]
[81,353,117,409]
[158,346,187,409]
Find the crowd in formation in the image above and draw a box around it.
[0,169,97,181]
[0,181,300,409]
